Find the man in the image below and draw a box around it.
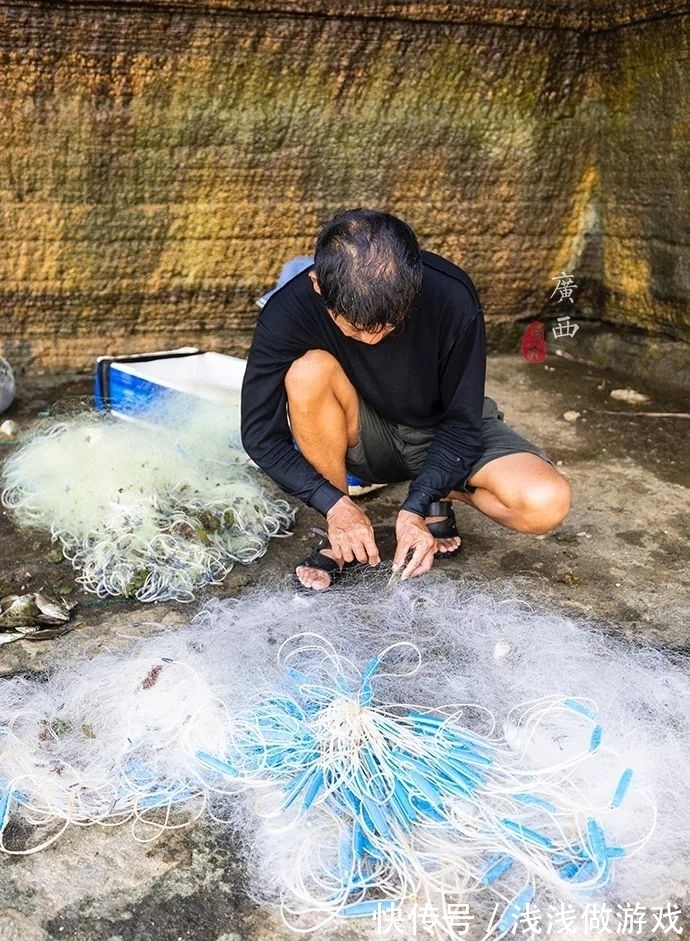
[241,209,570,590]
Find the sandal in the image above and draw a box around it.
[426,501,462,558]
[293,529,364,590]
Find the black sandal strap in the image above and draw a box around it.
[427,500,452,518]
[300,536,342,575]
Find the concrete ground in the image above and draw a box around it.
[0,352,688,941]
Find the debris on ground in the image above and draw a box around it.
[0,591,77,643]
[0,419,19,439]
[610,388,651,405]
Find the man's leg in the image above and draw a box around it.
[450,452,570,533]
[284,349,360,496]
[284,350,460,588]
[285,350,364,589]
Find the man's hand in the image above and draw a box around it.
[393,509,436,580]
[326,496,380,566]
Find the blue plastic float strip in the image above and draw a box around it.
[341,779,432,847]
[587,817,607,864]
[557,861,583,880]
[482,854,514,885]
[410,797,446,823]
[497,886,535,932]
[434,757,484,795]
[0,786,11,833]
[552,822,624,887]
[611,768,633,808]
[122,763,158,785]
[196,751,239,777]
[362,796,394,840]
[0,779,30,823]
[589,725,603,751]
[280,766,321,812]
[389,781,416,832]
[137,788,195,810]
[563,699,597,720]
[253,728,298,745]
[341,778,396,840]
[501,819,554,849]
[337,785,364,818]
[390,747,485,795]
[335,672,353,695]
[404,766,445,810]
[341,898,398,918]
[284,667,310,685]
[266,696,305,718]
[583,817,611,884]
[336,781,413,836]
[351,818,389,862]
[407,712,495,755]
[512,793,557,813]
[566,860,601,884]
[339,830,353,876]
[360,656,381,687]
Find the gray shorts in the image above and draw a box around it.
[345,396,553,492]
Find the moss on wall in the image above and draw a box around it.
[0,2,687,369]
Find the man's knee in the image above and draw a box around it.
[284,350,341,405]
[517,473,571,534]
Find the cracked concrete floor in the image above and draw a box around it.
[0,353,688,941]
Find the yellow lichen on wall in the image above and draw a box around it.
[0,4,687,370]
[596,19,689,336]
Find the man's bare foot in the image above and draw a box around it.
[425,511,462,555]
[294,532,350,591]
[295,546,344,591]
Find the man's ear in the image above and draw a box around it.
[309,271,322,296]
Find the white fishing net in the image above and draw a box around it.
[0,400,294,601]
[0,573,686,938]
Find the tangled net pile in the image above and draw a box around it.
[0,575,687,938]
[197,636,648,934]
[0,402,294,601]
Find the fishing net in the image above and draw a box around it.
[0,400,294,601]
[0,574,687,937]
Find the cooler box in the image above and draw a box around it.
[94,348,379,495]
[94,348,243,418]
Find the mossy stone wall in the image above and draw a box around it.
[0,1,688,370]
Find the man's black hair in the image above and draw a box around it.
[313,209,423,332]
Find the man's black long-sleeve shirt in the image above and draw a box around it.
[241,250,486,518]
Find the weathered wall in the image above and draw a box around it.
[594,21,690,340]
[0,1,687,370]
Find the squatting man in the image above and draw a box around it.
[241,209,570,590]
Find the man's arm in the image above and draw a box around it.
[401,308,486,517]
[393,307,486,578]
[240,316,345,514]
[242,312,380,568]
